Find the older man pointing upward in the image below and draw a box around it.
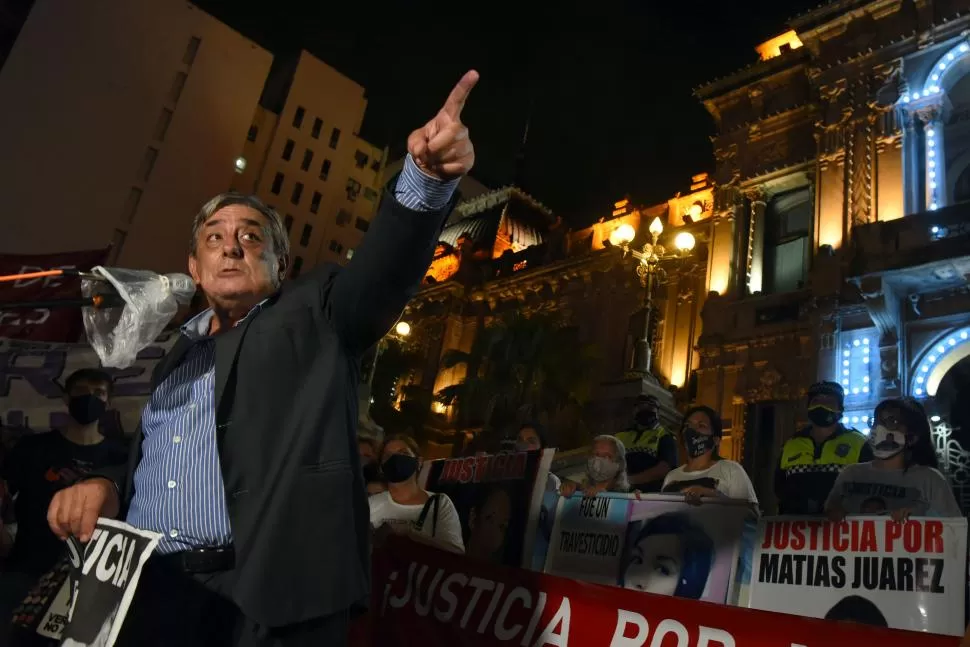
[46,71,480,646]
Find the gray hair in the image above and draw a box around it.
[591,434,631,492]
[189,192,290,259]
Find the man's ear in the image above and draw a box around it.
[278,254,289,282]
[188,255,200,284]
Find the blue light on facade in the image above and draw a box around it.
[912,328,970,396]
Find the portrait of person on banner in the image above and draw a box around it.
[422,448,553,568]
[618,497,749,604]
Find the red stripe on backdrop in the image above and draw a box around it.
[350,535,959,647]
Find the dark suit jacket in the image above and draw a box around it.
[98,187,456,627]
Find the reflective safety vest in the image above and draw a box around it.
[615,425,673,459]
[777,426,868,514]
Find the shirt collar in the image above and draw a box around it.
[180,298,269,341]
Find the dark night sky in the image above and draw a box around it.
[196,1,820,226]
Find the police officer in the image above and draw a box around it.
[615,395,678,493]
[774,381,872,514]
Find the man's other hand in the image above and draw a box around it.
[47,478,120,543]
[408,70,478,180]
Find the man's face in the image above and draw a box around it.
[809,393,841,413]
[188,204,285,307]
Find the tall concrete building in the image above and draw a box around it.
[0,0,272,273]
[231,51,387,277]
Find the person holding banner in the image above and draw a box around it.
[560,435,630,496]
[515,422,561,493]
[45,71,480,646]
[661,405,758,509]
[369,434,464,553]
[825,397,961,520]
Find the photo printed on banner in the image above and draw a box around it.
[58,518,162,647]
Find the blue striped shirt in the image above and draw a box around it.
[125,155,456,553]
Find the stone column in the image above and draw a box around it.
[746,189,767,295]
[918,106,946,210]
[900,109,922,215]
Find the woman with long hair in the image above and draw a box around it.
[662,405,758,508]
[826,397,961,521]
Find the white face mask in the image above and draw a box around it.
[869,424,907,459]
[587,456,620,483]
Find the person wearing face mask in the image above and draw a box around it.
[515,422,562,493]
[774,381,871,515]
[615,395,678,493]
[368,434,464,552]
[825,397,960,522]
[661,406,759,509]
[560,435,630,497]
[0,369,126,640]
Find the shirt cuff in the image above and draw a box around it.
[393,154,460,212]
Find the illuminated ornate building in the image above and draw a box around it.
[400,176,734,459]
[694,0,970,510]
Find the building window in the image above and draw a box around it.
[282,139,295,161]
[354,150,369,169]
[346,178,362,202]
[336,209,351,226]
[329,239,343,254]
[293,106,305,129]
[310,191,322,214]
[154,109,173,141]
[247,125,258,142]
[763,187,812,294]
[139,147,159,183]
[284,214,293,232]
[355,217,370,232]
[183,36,201,65]
[319,159,331,180]
[291,181,304,205]
[363,187,378,202]
[122,187,143,224]
[311,118,323,139]
[300,224,312,247]
[291,256,303,278]
[169,72,187,104]
[346,248,355,260]
[271,172,284,195]
[300,149,314,171]
[329,128,341,149]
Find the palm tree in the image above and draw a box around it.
[435,310,599,448]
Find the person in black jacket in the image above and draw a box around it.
[45,70,480,647]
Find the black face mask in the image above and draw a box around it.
[362,462,382,483]
[382,454,419,483]
[635,410,658,427]
[807,405,840,428]
[683,427,716,459]
[68,395,106,426]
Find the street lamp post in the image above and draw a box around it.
[358,320,411,439]
[609,217,695,380]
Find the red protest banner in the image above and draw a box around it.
[354,535,959,647]
[0,250,109,342]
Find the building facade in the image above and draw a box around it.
[0,0,272,273]
[396,177,731,459]
[230,51,387,276]
[694,0,970,510]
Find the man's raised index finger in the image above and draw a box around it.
[442,70,479,120]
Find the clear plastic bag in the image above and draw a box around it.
[81,266,196,368]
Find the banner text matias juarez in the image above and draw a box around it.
[758,519,945,593]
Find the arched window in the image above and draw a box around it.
[944,71,970,205]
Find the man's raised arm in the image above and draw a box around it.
[325,71,479,353]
